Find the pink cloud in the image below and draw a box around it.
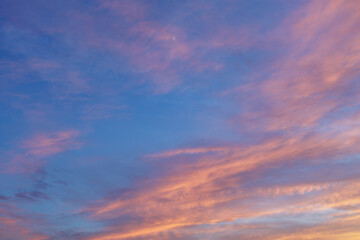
[229,0,360,132]
[146,146,229,158]
[3,130,80,174]
[84,126,360,239]
[22,130,80,157]
[0,203,49,240]
[79,1,360,239]
[69,2,254,94]
[98,0,148,21]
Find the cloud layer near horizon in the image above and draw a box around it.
[1,0,360,239]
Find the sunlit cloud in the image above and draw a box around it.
[3,130,80,173]
[0,0,359,239]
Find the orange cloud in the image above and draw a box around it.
[146,146,229,158]
[83,125,360,239]
[77,1,360,239]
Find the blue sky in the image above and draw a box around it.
[1,0,360,239]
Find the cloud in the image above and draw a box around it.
[53,0,253,94]
[1,1,359,239]
[233,0,360,133]
[146,146,229,158]
[21,130,80,157]
[3,130,80,174]
[78,1,360,239]
[0,203,49,240]
[15,190,50,202]
[82,124,360,239]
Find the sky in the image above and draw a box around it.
[0,0,360,239]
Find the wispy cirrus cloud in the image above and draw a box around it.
[53,0,253,93]
[82,114,360,239]
[77,1,360,239]
[0,202,49,240]
[3,130,80,174]
[21,130,80,157]
[233,0,360,133]
[1,0,360,239]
